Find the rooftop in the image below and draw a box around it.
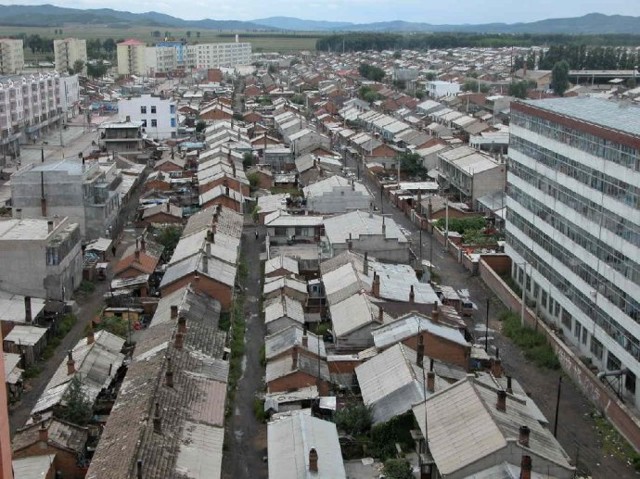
[323,210,408,244]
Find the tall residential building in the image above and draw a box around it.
[53,38,87,74]
[118,93,177,139]
[186,41,252,69]
[0,39,24,75]
[116,39,146,76]
[0,72,63,157]
[506,97,640,407]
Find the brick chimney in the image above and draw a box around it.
[496,390,507,412]
[66,350,75,375]
[372,272,380,298]
[38,422,48,444]
[87,326,95,345]
[518,425,530,447]
[378,305,384,323]
[292,346,298,370]
[175,331,184,349]
[136,459,143,479]
[363,252,369,276]
[507,375,513,394]
[170,305,178,320]
[165,358,174,388]
[308,448,318,472]
[382,217,386,236]
[409,285,415,303]
[491,358,503,378]
[134,249,140,262]
[153,402,162,434]
[166,202,170,213]
[24,295,32,323]
[202,252,208,273]
[431,302,439,323]
[426,371,435,393]
[178,316,187,334]
[520,455,532,479]
[416,335,424,368]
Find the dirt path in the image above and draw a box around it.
[222,221,268,479]
[349,157,636,477]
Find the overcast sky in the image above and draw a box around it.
[8,0,639,23]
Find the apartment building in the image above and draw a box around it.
[116,39,146,76]
[426,80,460,99]
[145,41,188,75]
[118,94,177,139]
[0,217,82,300]
[0,39,24,75]
[53,38,87,74]
[0,72,62,158]
[507,97,640,407]
[186,41,252,69]
[11,159,121,240]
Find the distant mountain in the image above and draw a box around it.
[0,6,638,35]
[0,4,272,30]
[252,16,352,31]
[252,13,640,35]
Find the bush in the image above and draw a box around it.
[335,403,373,436]
[79,280,95,294]
[384,459,413,479]
[368,414,416,461]
[253,397,268,422]
[500,312,560,370]
[24,365,43,379]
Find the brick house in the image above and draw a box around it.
[266,349,331,396]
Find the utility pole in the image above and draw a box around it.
[380,183,384,215]
[553,376,562,437]
[520,263,527,327]
[485,298,490,352]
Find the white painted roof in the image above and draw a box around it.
[323,210,407,244]
[372,313,468,350]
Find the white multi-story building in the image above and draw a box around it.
[59,74,80,121]
[0,72,62,157]
[117,39,146,76]
[118,94,177,139]
[0,39,24,75]
[53,38,87,74]
[426,80,460,99]
[507,97,640,407]
[186,41,252,69]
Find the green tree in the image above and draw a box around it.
[102,38,117,56]
[154,225,182,261]
[392,51,401,59]
[508,80,529,99]
[196,31,200,38]
[397,152,428,179]
[383,459,413,479]
[359,63,385,82]
[335,403,372,435]
[57,375,93,426]
[551,60,570,97]
[242,152,253,169]
[186,31,192,38]
[72,59,85,75]
[195,120,207,133]
[87,61,108,79]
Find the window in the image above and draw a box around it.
[151,106,157,114]
[582,327,588,345]
[561,309,572,329]
[591,337,603,360]
[141,119,147,127]
[151,119,157,127]
[607,352,621,371]
[170,118,176,128]
[170,105,176,114]
[574,321,582,340]
[541,291,548,309]
[533,282,540,299]
[140,106,147,114]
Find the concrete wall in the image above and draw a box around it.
[307,188,372,214]
[118,95,177,139]
[332,236,410,264]
[0,340,12,479]
[472,165,506,202]
[479,256,640,453]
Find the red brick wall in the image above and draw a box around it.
[327,360,361,375]
[14,445,85,479]
[268,372,330,396]
[202,196,242,213]
[402,332,470,370]
[161,276,233,311]
[199,176,250,197]
[479,257,640,452]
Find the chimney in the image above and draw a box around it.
[302,333,308,348]
[47,220,54,233]
[519,425,530,448]
[38,422,48,444]
[292,346,298,370]
[40,196,47,217]
[225,186,230,197]
[416,335,424,368]
[170,305,178,319]
[382,217,386,236]
[372,272,380,298]
[426,371,435,393]
[507,375,513,394]
[496,390,507,412]
[520,455,532,479]
[87,326,95,345]
[178,316,187,334]
[66,350,75,375]
[351,179,355,191]
[165,358,174,388]
[24,296,32,323]
[166,202,170,212]
[15,208,22,219]
[153,402,162,434]
[125,115,131,122]
[492,358,503,378]
[308,448,318,472]
[363,252,369,276]
[347,239,352,251]
[134,249,140,262]
[175,331,184,349]
[409,285,415,303]
[431,302,439,323]
[378,305,384,323]
[136,460,143,479]
[202,252,208,273]
[231,161,236,177]
[207,230,213,242]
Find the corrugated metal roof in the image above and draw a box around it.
[323,262,372,305]
[264,295,305,325]
[268,412,346,479]
[372,313,468,350]
[265,325,326,360]
[175,422,224,478]
[330,292,391,338]
[265,255,299,276]
[323,210,408,244]
[12,454,55,479]
[263,275,308,296]
[4,325,47,345]
[160,252,236,289]
[303,175,368,198]
[0,293,46,323]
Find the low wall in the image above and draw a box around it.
[479,256,640,452]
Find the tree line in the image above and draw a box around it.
[521,45,640,71]
[316,32,640,52]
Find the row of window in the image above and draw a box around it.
[508,184,640,284]
[510,135,640,209]
[140,106,156,114]
[507,231,640,360]
[507,208,639,320]
[511,110,640,172]
[509,159,640,247]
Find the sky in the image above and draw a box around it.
[5,0,639,24]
